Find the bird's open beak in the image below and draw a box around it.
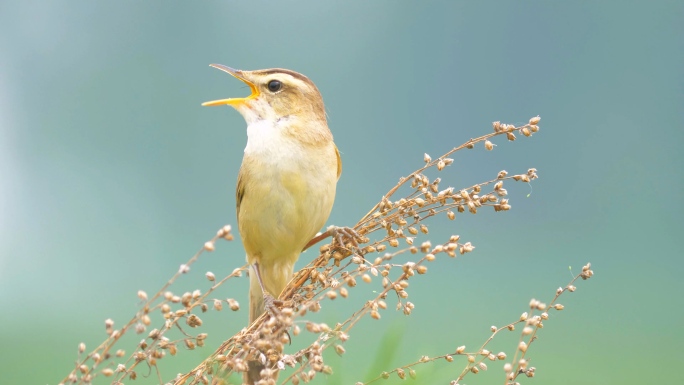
[202,64,260,107]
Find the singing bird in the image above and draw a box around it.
[203,64,347,384]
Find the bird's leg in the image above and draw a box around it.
[252,262,282,317]
[252,262,293,346]
[303,225,362,252]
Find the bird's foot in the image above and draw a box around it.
[302,225,364,254]
[262,292,283,318]
[263,293,293,345]
[328,225,363,250]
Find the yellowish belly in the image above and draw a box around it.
[238,162,336,268]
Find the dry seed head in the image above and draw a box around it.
[185,339,195,350]
[186,314,202,327]
[456,345,466,354]
[203,241,215,252]
[554,304,565,310]
[402,304,412,315]
[205,271,215,281]
[490,325,497,332]
[521,127,531,137]
[518,341,528,352]
[485,140,494,150]
[468,201,477,214]
[445,355,454,362]
[507,132,516,141]
[529,116,541,125]
[137,290,148,301]
[460,242,475,254]
[504,363,512,373]
[522,326,533,335]
[424,153,431,163]
[179,264,190,274]
[541,312,549,320]
[78,342,86,354]
[227,298,240,311]
[497,170,508,179]
[568,284,576,292]
[529,299,539,309]
[493,121,502,132]
[530,124,539,132]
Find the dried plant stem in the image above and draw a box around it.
[54,116,594,385]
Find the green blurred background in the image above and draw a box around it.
[1,1,682,384]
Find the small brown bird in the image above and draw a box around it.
[203,64,349,384]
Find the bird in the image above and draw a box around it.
[203,64,353,384]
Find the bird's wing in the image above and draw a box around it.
[335,144,342,180]
[236,167,245,222]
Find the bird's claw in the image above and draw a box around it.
[328,225,362,249]
[263,293,293,344]
[263,293,283,318]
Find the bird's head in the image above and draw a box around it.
[203,64,327,127]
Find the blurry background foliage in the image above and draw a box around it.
[1,1,682,384]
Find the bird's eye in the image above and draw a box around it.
[267,80,282,92]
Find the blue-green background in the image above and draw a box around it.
[1,1,682,384]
